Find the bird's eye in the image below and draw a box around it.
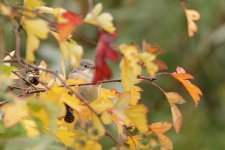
[84,65,88,68]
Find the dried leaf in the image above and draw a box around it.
[171,104,182,133]
[185,9,200,37]
[165,92,186,105]
[158,134,173,150]
[150,122,173,135]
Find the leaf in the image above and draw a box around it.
[120,43,141,91]
[126,135,142,149]
[84,3,116,33]
[149,122,173,135]
[0,95,28,127]
[94,30,119,82]
[169,67,202,107]
[185,9,200,37]
[90,97,113,114]
[21,119,39,137]
[100,111,112,125]
[129,86,142,106]
[139,52,158,76]
[24,0,45,16]
[56,11,83,42]
[125,104,148,133]
[22,19,49,62]
[153,59,168,71]
[51,32,83,67]
[158,134,173,150]
[165,92,186,105]
[171,104,182,133]
[3,50,15,66]
[0,3,12,17]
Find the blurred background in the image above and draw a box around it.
[1,0,225,149]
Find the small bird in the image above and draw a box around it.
[64,59,100,123]
[68,59,101,101]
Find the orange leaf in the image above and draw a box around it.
[169,67,202,107]
[56,11,83,42]
[149,122,173,134]
[165,92,186,105]
[171,104,182,133]
[158,134,173,150]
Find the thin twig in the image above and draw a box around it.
[88,0,94,12]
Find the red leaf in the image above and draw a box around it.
[93,29,120,83]
[56,11,83,42]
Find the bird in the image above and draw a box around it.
[64,59,100,123]
[68,59,101,101]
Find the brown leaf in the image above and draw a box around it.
[169,67,202,107]
[165,92,186,105]
[150,122,173,134]
[153,59,168,71]
[171,104,182,133]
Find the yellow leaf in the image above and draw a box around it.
[120,44,142,91]
[149,122,172,135]
[90,98,113,114]
[90,88,117,113]
[169,67,202,107]
[125,104,148,133]
[171,104,182,133]
[84,3,115,33]
[21,119,39,137]
[0,95,28,127]
[24,0,45,16]
[88,115,105,140]
[165,92,186,105]
[100,111,112,125]
[185,9,200,37]
[22,19,49,62]
[83,140,102,150]
[24,0,45,9]
[129,86,142,106]
[52,32,83,66]
[126,135,142,149]
[139,52,158,76]
[55,127,77,147]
